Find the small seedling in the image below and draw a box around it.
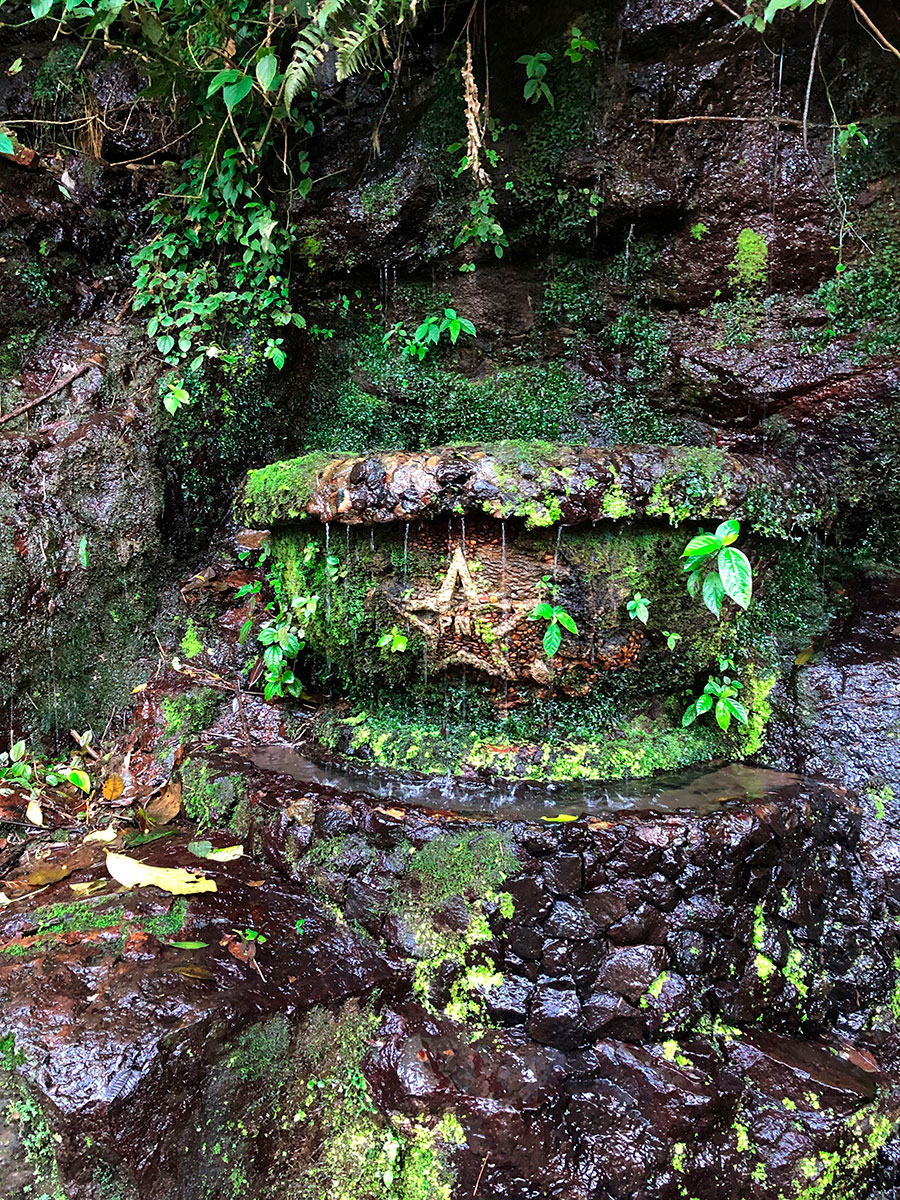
[377,625,408,653]
[528,602,577,657]
[627,593,650,624]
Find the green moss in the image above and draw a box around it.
[141,898,189,942]
[161,688,222,738]
[243,451,335,527]
[181,760,246,829]
[729,228,768,292]
[180,620,204,660]
[646,448,733,525]
[409,830,518,910]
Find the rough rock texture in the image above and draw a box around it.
[1,759,898,1199]
[762,575,900,797]
[242,442,830,532]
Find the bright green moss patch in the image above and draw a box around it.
[243,451,335,527]
[161,688,222,738]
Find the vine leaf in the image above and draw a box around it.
[702,571,725,618]
[543,622,562,657]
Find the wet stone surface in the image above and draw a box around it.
[2,750,897,1198]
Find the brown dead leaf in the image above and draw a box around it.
[145,782,182,825]
[27,844,101,887]
[25,798,43,827]
[220,932,255,963]
[103,774,125,802]
[246,880,265,887]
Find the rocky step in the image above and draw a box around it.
[1,759,898,1199]
[241,441,831,533]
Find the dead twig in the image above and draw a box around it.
[473,1155,489,1195]
[0,358,103,428]
[848,0,900,60]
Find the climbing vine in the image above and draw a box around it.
[0,0,431,410]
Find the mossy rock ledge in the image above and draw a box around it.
[241,442,835,782]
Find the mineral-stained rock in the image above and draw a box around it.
[242,442,831,533]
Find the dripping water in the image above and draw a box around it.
[370,527,375,552]
[461,517,466,554]
[500,520,507,592]
[622,222,635,288]
[403,522,409,585]
[324,522,332,622]
[553,524,564,577]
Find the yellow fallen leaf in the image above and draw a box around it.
[70,879,110,896]
[204,844,243,863]
[103,774,125,802]
[540,813,580,823]
[25,799,43,827]
[105,851,217,895]
[131,683,147,694]
[85,825,117,843]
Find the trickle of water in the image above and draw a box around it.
[447,516,453,561]
[623,222,635,287]
[553,524,564,577]
[344,525,351,596]
[461,517,466,553]
[324,523,332,621]
[403,523,409,585]
[423,644,428,687]
[500,520,507,591]
[370,528,375,552]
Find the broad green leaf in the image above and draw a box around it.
[78,535,90,569]
[67,768,91,793]
[695,693,713,715]
[255,53,278,91]
[682,534,720,559]
[715,519,740,546]
[714,699,732,731]
[724,698,749,726]
[702,571,724,618]
[31,0,54,16]
[166,941,209,949]
[207,68,242,97]
[543,622,562,657]
[717,547,753,609]
[223,76,253,110]
[556,610,578,635]
[682,705,697,727]
[529,603,554,620]
[686,570,702,598]
[0,133,14,156]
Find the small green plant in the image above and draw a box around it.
[0,740,31,786]
[258,619,304,701]
[564,27,598,63]
[682,519,753,616]
[453,187,508,259]
[838,122,869,156]
[383,309,477,360]
[236,927,267,946]
[683,676,748,732]
[662,630,682,651]
[528,602,577,657]
[691,222,709,241]
[517,52,554,107]
[626,593,650,624]
[377,625,409,653]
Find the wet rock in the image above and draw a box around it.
[543,899,598,941]
[594,945,669,1002]
[527,982,586,1050]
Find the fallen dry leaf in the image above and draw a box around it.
[220,932,255,964]
[105,851,216,895]
[25,798,43,826]
[103,774,125,802]
[85,825,117,843]
[145,781,182,825]
[70,879,111,896]
[171,965,214,980]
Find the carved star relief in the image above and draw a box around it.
[386,546,535,680]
